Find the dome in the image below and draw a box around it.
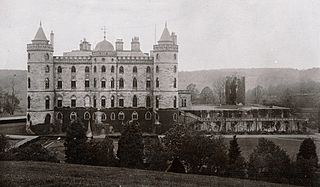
[94,39,114,51]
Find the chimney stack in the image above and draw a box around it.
[50,30,54,48]
[131,36,140,51]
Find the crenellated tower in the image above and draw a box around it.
[27,22,54,127]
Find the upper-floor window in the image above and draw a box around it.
[146,79,151,89]
[71,66,76,73]
[28,53,31,60]
[71,96,76,107]
[101,79,106,88]
[133,66,137,73]
[27,96,31,109]
[174,54,177,60]
[119,66,124,74]
[119,78,124,89]
[111,95,115,107]
[101,65,106,72]
[85,66,90,73]
[45,96,50,109]
[156,78,159,88]
[45,78,49,89]
[57,97,63,108]
[93,78,97,88]
[45,53,49,60]
[174,65,177,73]
[71,80,76,89]
[174,96,177,108]
[119,98,124,107]
[146,96,151,108]
[85,79,90,88]
[156,53,159,60]
[28,78,31,88]
[28,65,30,72]
[101,96,106,108]
[111,78,115,88]
[94,66,97,73]
[132,95,137,107]
[57,80,62,89]
[146,66,151,74]
[156,96,159,108]
[133,77,137,89]
[57,66,62,73]
[93,96,97,108]
[111,65,115,73]
[156,66,159,73]
[173,78,177,88]
[45,65,50,73]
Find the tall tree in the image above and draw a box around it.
[186,83,200,104]
[213,77,226,105]
[199,86,215,104]
[117,121,144,168]
[227,135,246,178]
[64,118,88,164]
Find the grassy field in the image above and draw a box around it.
[0,161,297,187]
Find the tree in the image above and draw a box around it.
[294,138,318,185]
[248,138,291,183]
[145,137,171,171]
[64,118,88,164]
[186,83,200,104]
[199,87,215,104]
[117,121,144,168]
[213,77,225,105]
[0,134,9,160]
[227,135,246,178]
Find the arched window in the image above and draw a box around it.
[84,95,90,107]
[133,77,137,89]
[110,112,116,120]
[111,65,115,73]
[133,66,137,73]
[119,78,124,89]
[132,95,138,107]
[84,112,91,120]
[45,65,50,73]
[119,66,124,74]
[146,96,151,108]
[174,96,177,108]
[57,79,62,89]
[27,96,31,109]
[101,78,106,88]
[118,111,125,120]
[28,65,30,72]
[146,79,151,89]
[28,78,31,88]
[156,96,159,108]
[101,96,106,108]
[156,66,159,73]
[57,66,62,73]
[111,78,115,88]
[94,66,97,72]
[45,96,50,109]
[173,113,178,121]
[45,53,49,60]
[93,78,97,88]
[71,95,76,108]
[70,112,77,121]
[57,96,63,108]
[56,112,63,120]
[174,65,177,73]
[28,53,31,60]
[93,95,97,108]
[156,78,159,88]
[45,78,49,89]
[146,66,151,73]
[71,66,76,73]
[173,78,177,88]
[132,111,138,120]
[111,95,115,107]
[174,54,177,60]
[119,98,124,107]
[156,53,159,60]
[85,66,90,73]
[101,65,106,72]
[101,113,106,121]
[145,111,152,120]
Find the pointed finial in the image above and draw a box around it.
[101,26,106,40]
[40,21,42,27]
[165,21,167,28]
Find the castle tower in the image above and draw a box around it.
[27,22,54,127]
[153,23,179,130]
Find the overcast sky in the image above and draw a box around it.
[1,0,320,71]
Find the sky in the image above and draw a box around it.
[1,0,320,71]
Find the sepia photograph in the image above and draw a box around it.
[0,0,319,186]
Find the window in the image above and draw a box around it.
[84,112,91,120]
[133,77,137,89]
[45,96,50,109]
[174,96,177,108]
[101,65,106,72]
[146,96,151,108]
[94,66,97,72]
[102,58,105,62]
[57,98,62,108]
[174,54,177,60]
[182,99,187,107]
[45,78,49,89]
[145,111,152,120]
[70,112,77,121]
[119,66,124,74]
[132,95,137,107]
[71,66,76,73]
[57,66,62,73]
[156,96,159,108]
[101,79,106,88]
[93,96,97,108]
[71,80,76,89]
[156,78,159,88]
[173,113,178,121]
[146,79,151,89]
[56,112,63,120]
[45,65,50,73]
[173,78,177,88]
[133,66,137,73]
[94,58,97,62]
[156,66,159,73]
[85,79,90,88]
[101,113,106,121]
[111,65,114,73]
[132,111,138,120]
[146,66,151,74]
[28,65,30,72]
[57,80,62,89]
[119,78,124,89]
[156,53,159,60]
[101,96,106,108]
[27,96,31,109]
[28,78,31,88]
[119,98,124,107]
[85,66,89,73]
[71,96,76,107]
[111,95,115,107]
[174,65,177,73]
[84,95,90,107]
[28,53,30,60]
[45,53,49,60]
[111,78,115,88]
[93,78,97,88]
[110,112,116,120]
[118,111,125,120]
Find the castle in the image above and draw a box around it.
[27,23,179,134]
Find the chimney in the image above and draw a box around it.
[171,32,177,45]
[131,36,140,51]
[116,39,124,51]
[50,30,54,48]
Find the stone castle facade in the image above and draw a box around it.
[27,23,179,134]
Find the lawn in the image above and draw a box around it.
[0,161,296,187]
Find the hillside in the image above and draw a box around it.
[0,161,294,187]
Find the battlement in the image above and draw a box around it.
[53,56,92,63]
[27,44,53,52]
[153,44,178,52]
